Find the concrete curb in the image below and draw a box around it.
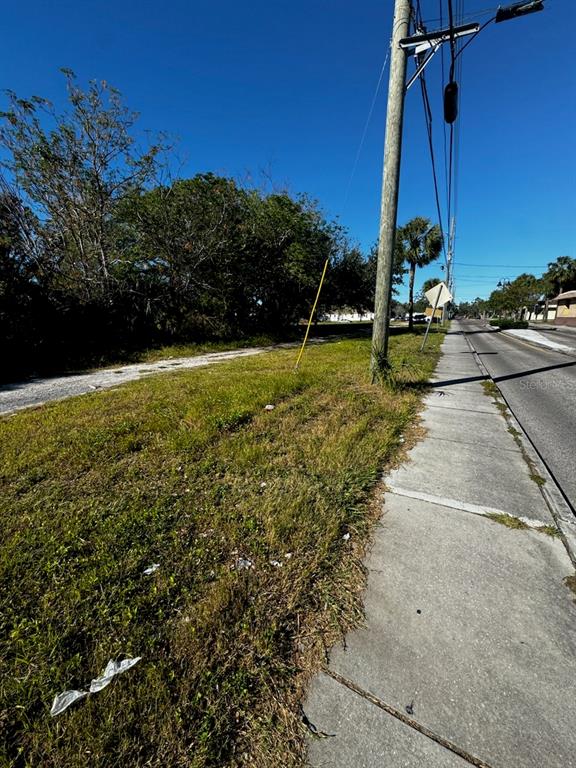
[500,329,576,357]
[464,332,576,567]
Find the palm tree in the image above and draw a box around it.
[543,256,576,296]
[396,217,443,330]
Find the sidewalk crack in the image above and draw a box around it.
[324,669,495,768]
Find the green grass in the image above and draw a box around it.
[565,574,576,602]
[486,514,558,537]
[486,513,530,530]
[0,333,443,767]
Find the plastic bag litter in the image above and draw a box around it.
[233,557,253,571]
[50,689,88,717]
[143,563,160,575]
[89,657,142,693]
[342,532,351,541]
[264,404,275,411]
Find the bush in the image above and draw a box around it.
[489,318,529,330]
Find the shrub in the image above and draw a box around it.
[489,318,529,330]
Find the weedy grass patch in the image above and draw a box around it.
[0,333,442,767]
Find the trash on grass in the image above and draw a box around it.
[233,557,253,571]
[50,689,88,717]
[269,560,282,568]
[260,481,267,488]
[264,404,275,411]
[89,657,142,693]
[342,533,351,541]
[143,563,160,575]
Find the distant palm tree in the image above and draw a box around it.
[396,217,443,330]
[544,256,576,296]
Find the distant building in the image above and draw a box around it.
[524,295,557,322]
[553,290,576,327]
[424,306,442,320]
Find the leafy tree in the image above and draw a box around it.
[324,246,372,314]
[0,70,163,303]
[456,297,487,318]
[0,71,402,378]
[119,174,253,337]
[396,217,442,330]
[507,273,543,316]
[486,274,543,318]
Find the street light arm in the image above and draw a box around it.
[495,1,544,23]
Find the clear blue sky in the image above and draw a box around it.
[3,0,575,303]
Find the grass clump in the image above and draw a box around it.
[0,333,442,767]
[564,574,576,602]
[486,514,559,538]
[487,513,530,530]
[530,472,546,487]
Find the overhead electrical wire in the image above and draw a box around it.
[455,262,548,267]
[413,3,450,268]
[439,0,450,205]
[419,73,449,266]
[342,45,391,209]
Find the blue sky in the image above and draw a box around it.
[3,0,575,303]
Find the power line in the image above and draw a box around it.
[418,70,448,265]
[454,262,548,267]
[342,45,391,208]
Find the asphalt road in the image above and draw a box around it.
[459,320,576,512]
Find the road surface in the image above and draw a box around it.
[458,320,576,512]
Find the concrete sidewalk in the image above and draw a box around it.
[304,324,576,768]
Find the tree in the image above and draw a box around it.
[0,70,163,304]
[325,246,372,314]
[421,277,442,295]
[486,274,544,319]
[456,297,487,318]
[120,174,253,337]
[542,256,576,296]
[246,192,337,331]
[396,217,442,330]
[413,277,442,313]
[507,273,543,317]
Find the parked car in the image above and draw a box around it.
[405,312,429,324]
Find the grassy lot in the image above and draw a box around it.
[0,331,443,767]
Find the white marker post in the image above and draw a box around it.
[421,281,452,351]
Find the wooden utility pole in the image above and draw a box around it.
[370,0,411,380]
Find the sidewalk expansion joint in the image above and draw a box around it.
[386,486,550,529]
[423,435,521,454]
[425,403,496,414]
[324,669,495,768]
